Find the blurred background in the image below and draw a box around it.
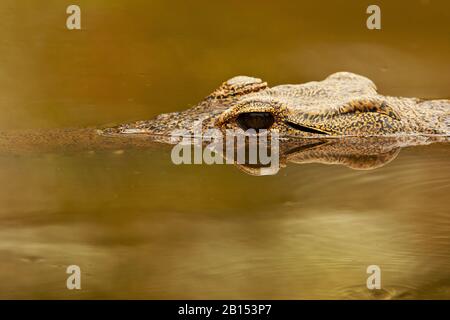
[0,0,449,130]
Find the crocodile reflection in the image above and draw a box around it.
[173,134,448,176]
[0,129,447,176]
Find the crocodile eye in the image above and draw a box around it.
[236,112,275,131]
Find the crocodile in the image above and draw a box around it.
[101,72,450,138]
[0,72,448,175]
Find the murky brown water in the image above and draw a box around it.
[0,0,449,299]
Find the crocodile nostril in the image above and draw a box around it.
[236,112,275,131]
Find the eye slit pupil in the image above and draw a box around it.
[236,112,275,131]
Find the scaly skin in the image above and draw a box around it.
[101,72,450,138]
[0,72,448,175]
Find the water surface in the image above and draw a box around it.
[0,0,449,299]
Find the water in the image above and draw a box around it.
[0,139,448,299]
[0,0,449,299]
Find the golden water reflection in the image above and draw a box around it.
[0,143,449,299]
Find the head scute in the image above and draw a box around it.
[338,99,401,120]
[208,75,268,100]
[326,71,378,92]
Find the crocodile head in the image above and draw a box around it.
[214,72,405,137]
[101,72,449,138]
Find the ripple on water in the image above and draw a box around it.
[337,284,418,300]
